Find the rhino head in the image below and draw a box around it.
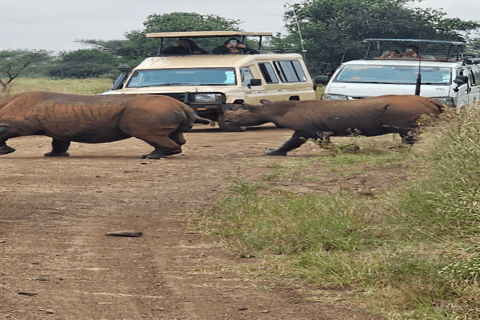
[222,102,271,127]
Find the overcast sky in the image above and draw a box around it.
[0,0,478,53]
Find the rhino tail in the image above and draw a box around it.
[194,116,215,126]
[179,104,215,127]
[423,97,446,113]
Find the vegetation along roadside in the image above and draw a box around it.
[189,106,480,319]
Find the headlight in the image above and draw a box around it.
[432,97,455,108]
[322,93,348,101]
[192,93,222,103]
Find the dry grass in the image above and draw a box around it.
[2,77,112,96]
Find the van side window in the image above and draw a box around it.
[240,67,254,87]
[469,67,479,86]
[291,60,307,81]
[258,63,279,84]
[273,60,307,83]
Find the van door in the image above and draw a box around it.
[455,68,470,108]
[240,66,265,103]
[467,66,480,106]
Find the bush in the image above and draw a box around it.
[48,49,119,79]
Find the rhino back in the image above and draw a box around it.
[0,93,25,111]
[0,92,131,142]
[118,95,191,135]
[269,100,387,134]
[271,97,440,136]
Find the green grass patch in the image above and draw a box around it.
[198,181,372,254]
[315,85,325,100]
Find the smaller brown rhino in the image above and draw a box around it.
[222,95,444,156]
[0,91,213,159]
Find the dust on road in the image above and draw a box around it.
[1,125,386,319]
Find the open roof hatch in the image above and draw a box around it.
[146,31,273,55]
[363,38,465,62]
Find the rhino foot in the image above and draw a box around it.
[264,149,287,156]
[141,148,182,159]
[44,152,70,157]
[141,154,167,159]
[0,145,15,155]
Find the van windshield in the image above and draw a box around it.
[126,68,237,88]
[334,65,452,85]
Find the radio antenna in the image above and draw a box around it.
[415,49,422,96]
[291,6,307,59]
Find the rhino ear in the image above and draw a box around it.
[226,102,243,111]
[259,99,272,105]
[243,104,262,112]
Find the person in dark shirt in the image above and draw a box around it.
[161,39,207,55]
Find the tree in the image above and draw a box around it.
[0,50,52,92]
[282,0,480,74]
[466,37,480,56]
[48,49,119,79]
[125,12,244,57]
[77,12,245,68]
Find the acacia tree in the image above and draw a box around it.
[0,50,52,92]
[282,0,480,74]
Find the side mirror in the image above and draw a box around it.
[314,75,330,85]
[249,79,262,87]
[454,75,468,86]
[453,75,469,92]
[111,65,132,90]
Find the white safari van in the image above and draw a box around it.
[318,39,480,109]
[103,31,316,130]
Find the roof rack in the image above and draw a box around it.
[363,38,465,62]
[146,31,272,38]
[363,38,464,46]
[146,31,273,56]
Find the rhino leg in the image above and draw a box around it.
[139,127,188,159]
[0,126,16,155]
[141,147,182,159]
[264,131,307,156]
[44,139,71,157]
[139,135,183,159]
[0,143,15,155]
[168,129,187,146]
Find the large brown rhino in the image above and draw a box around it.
[222,95,444,156]
[0,91,213,159]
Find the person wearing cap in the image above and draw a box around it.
[213,38,258,54]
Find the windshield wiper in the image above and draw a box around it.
[157,83,189,86]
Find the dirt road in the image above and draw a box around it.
[1,125,385,319]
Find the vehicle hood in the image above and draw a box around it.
[102,85,240,95]
[326,82,451,99]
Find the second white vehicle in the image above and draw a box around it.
[318,39,480,109]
